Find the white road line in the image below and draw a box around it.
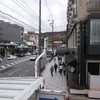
[15,62,18,64]
[6,64,11,67]
[18,61,21,63]
[8,72,14,75]
[11,63,15,65]
[24,70,30,75]
[25,69,29,73]
[3,58,30,69]
[8,68,22,76]
[21,60,24,62]
[1,66,6,69]
[28,62,34,65]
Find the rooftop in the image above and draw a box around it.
[0,77,43,100]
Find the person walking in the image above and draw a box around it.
[50,65,54,77]
[54,63,58,73]
[63,62,66,75]
[59,64,63,75]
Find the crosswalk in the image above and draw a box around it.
[0,58,30,70]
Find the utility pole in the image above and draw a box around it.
[39,0,41,76]
[51,20,54,32]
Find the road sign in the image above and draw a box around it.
[39,98,58,100]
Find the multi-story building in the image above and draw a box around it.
[0,20,23,44]
[67,0,100,89]
[0,20,24,57]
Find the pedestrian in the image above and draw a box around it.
[62,62,65,67]
[59,64,63,75]
[54,63,58,73]
[62,62,66,75]
[50,65,54,76]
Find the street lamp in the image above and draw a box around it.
[48,20,54,50]
[48,20,54,32]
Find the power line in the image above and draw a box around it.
[44,0,53,20]
[20,0,38,18]
[12,0,47,31]
[16,0,39,21]
[0,10,38,31]
[12,0,39,25]
[20,0,49,32]
[0,2,39,28]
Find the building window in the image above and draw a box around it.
[73,8,77,17]
[90,19,100,45]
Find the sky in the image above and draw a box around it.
[0,0,68,33]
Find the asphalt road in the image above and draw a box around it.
[0,56,35,77]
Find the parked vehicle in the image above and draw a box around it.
[17,53,25,57]
[46,49,54,57]
[7,55,17,60]
[30,54,37,61]
[25,52,31,56]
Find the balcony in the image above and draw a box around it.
[87,0,100,12]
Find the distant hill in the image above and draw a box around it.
[40,31,66,38]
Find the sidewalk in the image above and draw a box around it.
[41,56,68,93]
[41,57,93,100]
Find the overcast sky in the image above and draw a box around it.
[0,0,68,33]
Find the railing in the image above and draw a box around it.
[87,0,100,11]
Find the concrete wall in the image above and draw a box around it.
[77,0,88,20]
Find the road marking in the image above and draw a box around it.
[23,69,30,76]
[21,60,24,62]
[11,63,15,65]
[18,61,21,63]
[8,68,22,76]
[15,62,18,64]
[28,62,34,65]
[25,69,29,73]
[1,66,6,69]
[2,57,30,68]
[6,64,11,67]
[8,72,14,75]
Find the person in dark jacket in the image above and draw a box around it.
[63,62,66,75]
[50,65,54,76]
[54,63,58,73]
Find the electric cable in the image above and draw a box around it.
[12,0,39,25]
[0,2,39,28]
[0,10,38,31]
[12,0,47,31]
[44,0,53,20]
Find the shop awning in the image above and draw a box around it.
[0,77,44,100]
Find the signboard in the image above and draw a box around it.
[69,66,75,73]
[37,89,66,100]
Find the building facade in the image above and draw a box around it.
[0,20,24,57]
[0,20,23,44]
[67,0,100,87]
